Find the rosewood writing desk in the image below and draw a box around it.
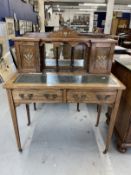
[4,72,125,153]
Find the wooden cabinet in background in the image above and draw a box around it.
[111,18,129,35]
[112,57,131,153]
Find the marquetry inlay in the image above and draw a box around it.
[24,53,33,63]
[96,55,107,69]
[22,48,34,64]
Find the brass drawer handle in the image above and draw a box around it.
[44,94,58,100]
[73,94,86,101]
[96,95,110,101]
[28,94,33,100]
[19,94,33,100]
[19,94,24,99]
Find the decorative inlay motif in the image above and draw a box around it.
[96,55,107,69]
[63,32,68,37]
[73,94,86,101]
[22,47,34,65]
[24,53,33,63]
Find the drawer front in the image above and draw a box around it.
[67,90,116,104]
[12,90,63,103]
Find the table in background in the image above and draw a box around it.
[111,55,131,152]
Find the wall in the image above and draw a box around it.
[0,0,38,46]
[0,0,37,23]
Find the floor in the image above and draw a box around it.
[0,84,131,175]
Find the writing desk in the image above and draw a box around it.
[4,73,125,153]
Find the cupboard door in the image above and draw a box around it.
[15,41,40,73]
[88,42,115,74]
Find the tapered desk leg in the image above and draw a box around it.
[97,104,99,112]
[103,90,122,154]
[33,103,37,111]
[26,104,31,126]
[7,90,22,152]
[77,103,80,112]
[96,105,102,127]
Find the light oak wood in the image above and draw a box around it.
[4,73,125,153]
[12,89,63,103]
[104,90,122,153]
[67,90,117,104]
[14,28,117,74]
[7,90,22,152]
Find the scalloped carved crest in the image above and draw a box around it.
[48,27,80,38]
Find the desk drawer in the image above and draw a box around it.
[12,89,63,103]
[67,90,116,104]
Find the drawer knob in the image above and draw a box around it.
[19,94,33,99]
[44,94,57,100]
[28,94,33,100]
[96,95,110,101]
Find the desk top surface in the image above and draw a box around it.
[115,46,127,51]
[15,74,114,84]
[114,55,131,71]
[4,73,125,90]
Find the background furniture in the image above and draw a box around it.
[112,55,131,153]
[111,18,129,35]
[122,34,131,49]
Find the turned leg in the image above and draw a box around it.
[26,104,31,126]
[95,105,102,127]
[34,103,37,111]
[77,103,80,112]
[7,90,22,152]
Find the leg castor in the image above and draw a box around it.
[103,149,108,154]
[19,148,23,153]
[117,144,127,153]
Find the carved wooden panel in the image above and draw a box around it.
[20,45,35,69]
[88,42,115,74]
[48,27,80,38]
[15,41,40,73]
